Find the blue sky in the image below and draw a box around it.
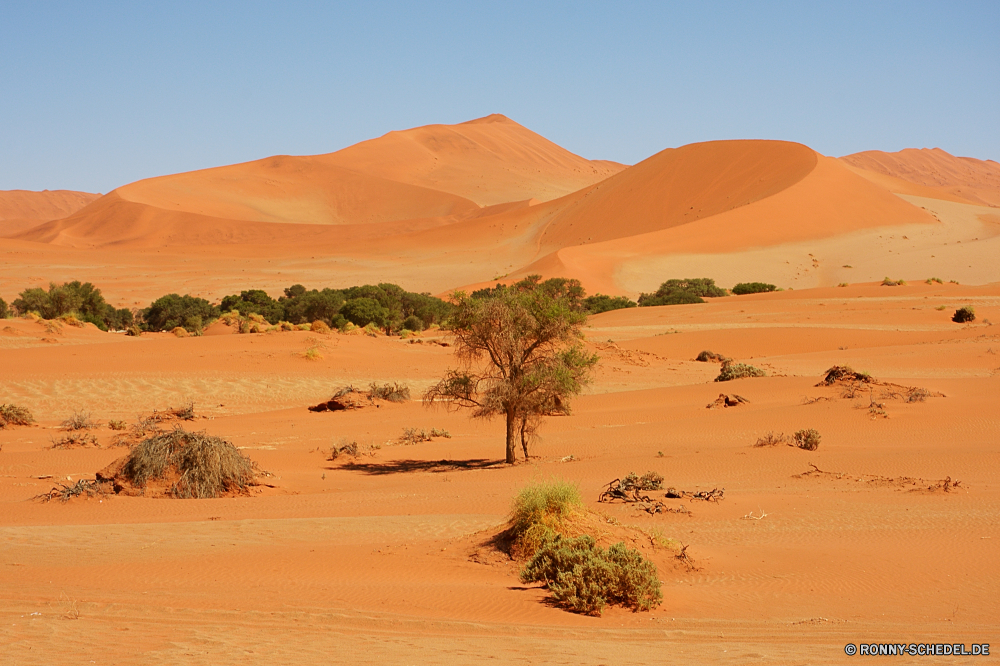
[1,1,997,193]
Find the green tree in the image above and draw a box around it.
[731,282,777,295]
[582,294,637,314]
[143,294,219,332]
[220,289,284,323]
[0,296,7,319]
[637,278,727,307]
[424,285,597,464]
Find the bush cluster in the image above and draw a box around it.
[581,294,637,314]
[0,403,34,427]
[732,282,777,295]
[520,535,662,615]
[715,361,766,382]
[793,429,821,451]
[952,306,975,323]
[0,297,7,319]
[471,276,638,316]
[638,278,727,307]
[10,281,133,330]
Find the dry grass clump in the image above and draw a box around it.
[0,403,34,427]
[398,427,451,445]
[171,326,189,338]
[818,365,872,385]
[793,429,821,451]
[61,409,98,431]
[754,432,791,447]
[108,419,127,431]
[520,535,662,615]
[327,437,380,460]
[715,361,766,382]
[301,345,324,360]
[881,277,906,286]
[695,350,730,363]
[50,432,99,448]
[619,470,663,491]
[368,382,411,402]
[310,320,331,334]
[926,277,944,285]
[507,478,583,559]
[117,428,256,498]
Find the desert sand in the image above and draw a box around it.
[1,117,998,664]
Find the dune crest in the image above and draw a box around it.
[841,147,1000,207]
[0,189,100,236]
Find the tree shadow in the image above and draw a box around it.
[337,458,505,475]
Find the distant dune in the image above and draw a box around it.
[841,147,1000,207]
[0,189,100,236]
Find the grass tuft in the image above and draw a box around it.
[715,361,766,382]
[0,403,34,427]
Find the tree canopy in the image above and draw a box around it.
[424,279,598,464]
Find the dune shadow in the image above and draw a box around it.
[338,458,504,475]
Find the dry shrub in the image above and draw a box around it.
[881,277,905,286]
[620,471,663,491]
[302,346,323,360]
[818,365,872,385]
[59,314,85,328]
[695,350,729,363]
[51,432,99,448]
[398,427,451,445]
[171,326,189,338]
[61,410,98,431]
[754,432,790,447]
[520,535,661,615]
[368,382,410,402]
[0,403,34,427]
[117,428,255,498]
[715,361,766,382]
[793,429,821,451]
[328,438,375,460]
[310,320,331,334]
[108,419,127,431]
[36,479,112,503]
[507,478,583,559]
[952,306,975,323]
[906,388,931,403]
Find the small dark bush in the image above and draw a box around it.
[881,277,905,286]
[582,294,637,314]
[732,282,778,295]
[793,429,821,451]
[952,306,976,323]
[119,428,255,498]
[402,314,425,331]
[620,471,664,491]
[520,534,662,614]
[0,403,34,426]
[715,362,766,382]
[638,278,727,307]
[695,350,729,363]
[0,297,7,319]
[819,365,872,385]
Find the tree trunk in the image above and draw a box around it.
[505,409,517,464]
[519,416,529,460]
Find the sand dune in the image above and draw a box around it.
[841,147,1000,207]
[0,189,100,236]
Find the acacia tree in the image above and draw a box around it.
[424,283,597,464]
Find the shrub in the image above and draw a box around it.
[819,365,872,385]
[732,282,777,295]
[171,326,189,337]
[328,438,360,460]
[508,478,582,557]
[219,289,284,324]
[51,432,98,448]
[341,297,391,330]
[881,277,905,286]
[143,294,219,332]
[926,277,944,285]
[695,350,729,363]
[520,535,662,615]
[402,314,425,332]
[638,278,726,307]
[302,346,323,360]
[838,283,849,287]
[0,297,7,319]
[0,403,34,426]
[620,471,663,491]
[108,419,127,431]
[61,410,98,431]
[952,306,976,323]
[118,428,255,498]
[754,432,790,447]
[582,294,637,314]
[310,320,331,334]
[715,361,766,382]
[368,382,410,402]
[793,429,821,451]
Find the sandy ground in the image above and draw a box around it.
[2,284,998,664]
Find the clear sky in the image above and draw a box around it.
[1,1,997,193]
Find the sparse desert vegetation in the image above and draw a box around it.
[952,306,976,323]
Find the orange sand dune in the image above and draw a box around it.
[0,189,100,236]
[324,114,625,206]
[841,147,1000,207]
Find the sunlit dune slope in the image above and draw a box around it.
[0,189,100,236]
[323,114,625,206]
[841,147,1000,207]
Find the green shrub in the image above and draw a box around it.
[582,294,637,314]
[402,314,425,331]
[219,289,284,324]
[731,282,777,295]
[793,429,821,451]
[520,535,662,614]
[926,277,944,285]
[508,478,582,556]
[0,297,7,319]
[881,277,905,286]
[143,294,219,332]
[0,403,34,426]
[952,306,975,323]
[715,362,766,382]
[638,278,726,307]
[10,281,129,330]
